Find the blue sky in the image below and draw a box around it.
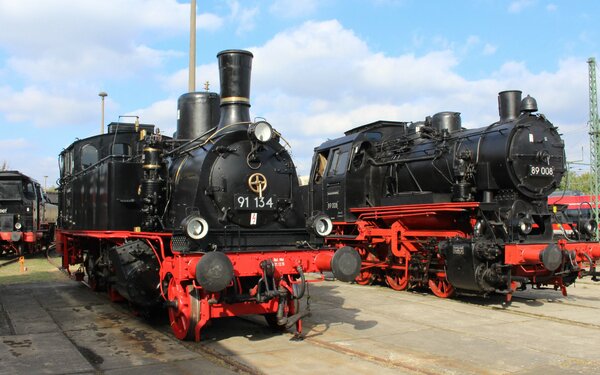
[0,0,599,187]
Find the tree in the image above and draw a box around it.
[558,171,592,194]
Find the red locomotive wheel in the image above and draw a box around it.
[385,270,408,291]
[167,279,200,341]
[428,277,455,298]
[355,269,376,285]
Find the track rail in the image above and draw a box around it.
[45,248,258,374]
[0,257,19,269]
[420,287,600,331]
[36,251,600,374]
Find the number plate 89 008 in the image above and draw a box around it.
[528,165,554,177]
[234,194,275,210]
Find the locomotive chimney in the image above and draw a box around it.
[216,49,253,131]
[498,90,522,122]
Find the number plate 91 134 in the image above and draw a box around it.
[528,165,554,176]
[234,194,275,210]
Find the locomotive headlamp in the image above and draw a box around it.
[248,121,273,143]
[580,219,597,237]
[517,217,533,235]
[14,222,22,230]
[182,216,209,240]
[310,214,333,237]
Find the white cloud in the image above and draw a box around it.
[0,85,98,128]
[482,43,497,56]
[227,0,260,34]
[508,0,536,13]
[0,138,29,151]
[161,62,219,94]
[7,46,182,84]
[0,0,221,82]
[0,3,591,186]
[0,153,60,188]
[128,98,178,136]
[269,0,319,18]
[0,0,222,50]
[107,19,593,175]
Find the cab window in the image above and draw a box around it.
[23,181,36,200]
[35,184,43,201]
[112,143,131,156]
[63,150,74,175]
[313,152,329,184]
[327,148,349,177]
[81,144,98,169]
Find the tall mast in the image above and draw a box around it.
[188,0,196,92]
[588,57,599,237]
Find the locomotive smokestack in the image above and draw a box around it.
[498,90,522,122]
[216,49,253,131]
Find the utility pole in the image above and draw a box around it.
[99,91,108,134]
[588,57,599,237]
[189,0,196,92]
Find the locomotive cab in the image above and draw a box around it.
[309,135,354,222]
[308,121,406,222]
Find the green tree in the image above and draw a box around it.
[558,171,592,194]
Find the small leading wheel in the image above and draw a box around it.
[428,276,455,298]
[167,279,200,341]
[355,269,376,285]
[385,269,408,291]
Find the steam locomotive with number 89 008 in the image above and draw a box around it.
[56,49,360,341]
[306,90,600,302]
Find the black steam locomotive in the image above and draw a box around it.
[0,171,57,255]
[56,49,360,340]
[307,91,600,300]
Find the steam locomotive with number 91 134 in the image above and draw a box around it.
[55,49,361,341]
[305,90,600,302]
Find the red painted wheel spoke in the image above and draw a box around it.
[167,279,197,340]
[428,277,455,298]
[385,270,408,291]
[355,270,375,285]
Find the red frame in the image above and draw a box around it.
[0,231,42,254]
[326,201,600,299]
[56,228,337,341]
